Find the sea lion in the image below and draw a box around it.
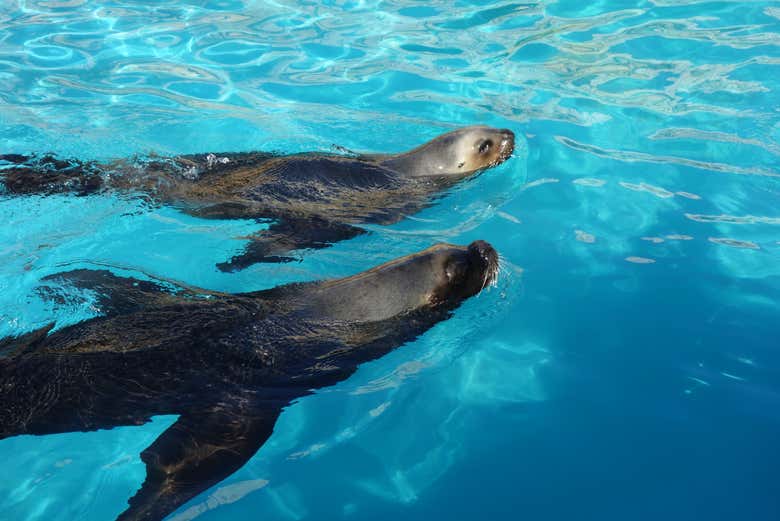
[0,126,514,270]
[0,240,500,521]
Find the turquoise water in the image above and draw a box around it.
[1,1,779,520]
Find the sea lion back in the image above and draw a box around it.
[238,155,403,201]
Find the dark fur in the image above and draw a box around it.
[0,241,498,521]
[1,128,513,270]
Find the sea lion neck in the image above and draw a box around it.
[283,244,476,324]
[282,247,452,323]
[378,141,446,177]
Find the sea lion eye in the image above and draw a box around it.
[478,140,493,154]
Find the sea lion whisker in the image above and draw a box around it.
[479,257,500,294]
[479,271,490,294]
[488,261,500,289]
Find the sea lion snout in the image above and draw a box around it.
[496,129,515,162]
[467,240,499,282]
[499,128,514,148]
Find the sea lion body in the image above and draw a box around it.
[1,127,514,269]
[0,240,499,521]
[138,152,422,223]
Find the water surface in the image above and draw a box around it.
[1,1,779,520]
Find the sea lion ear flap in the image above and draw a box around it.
[118,405,283,521]
[37,269,187,318]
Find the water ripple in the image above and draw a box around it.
[1,2,779,520]
[686,213,780,225]
[556,136,780,178]
[650,127,780,156]
[708,237,762,249]
[1,0,777,156]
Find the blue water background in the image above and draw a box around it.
[1,1,779,520]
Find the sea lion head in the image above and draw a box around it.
[308,240,500,323]
[428,239,500,305]
[381,126,515,177]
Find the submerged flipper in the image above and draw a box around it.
[117,404,283,521]
[0,154,31,164]
[183,201,260,220]
[1,155,104,196]
[38,269,218,317]
[217,217,366,272]
[0,322,55,358]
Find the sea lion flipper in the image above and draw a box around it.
[39,269,188,317]
[0,322,55,357]
[217,217,366,272]
[1,156,104,196]
[0,153,31,164]
[183,201,260,220]
[118,405,282,521]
